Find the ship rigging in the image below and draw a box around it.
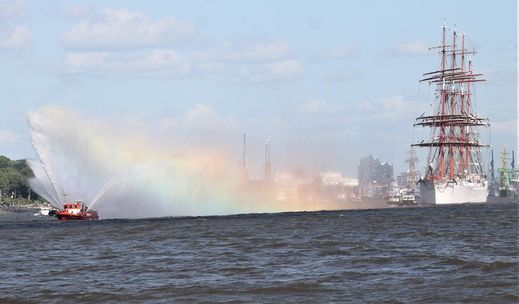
[412,22,491,204]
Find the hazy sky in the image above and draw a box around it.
[0,0,517,177]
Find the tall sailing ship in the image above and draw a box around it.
[413,23,490,204]
[497,146,518,198]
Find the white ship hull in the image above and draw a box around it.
[419,178,488,205]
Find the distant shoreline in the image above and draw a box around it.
[0,199,51,214]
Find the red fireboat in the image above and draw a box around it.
[55,201,99,221]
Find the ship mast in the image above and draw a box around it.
[412,22,490,181]
[404,147,419,191]
[498,146,512,191]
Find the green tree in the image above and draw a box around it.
[0,155,11,169]
[0,155,35,200]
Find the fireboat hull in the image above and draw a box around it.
[56,211,99,221]
[419,179,488,205]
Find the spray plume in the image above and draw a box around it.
[27,106,352,219]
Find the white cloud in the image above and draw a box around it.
[238,59,303,82]
[323,47,356,60]
[393,40,429,56]
[63,8,194,49]
[0,130,17,143]
[299,99,324,113]
[67,4,91,18]
[357,95,423,121]
[59,7,307,83]
[158,117,178,130]
[182,104,237,129]
[185,104,212,122]
[0,0,25,18]
[65,50,191,76]
[298,99,342,114]
[270,60,303,79]
[0,25,31,49]
[193,40,303,83]
[61,10,302,83]
[322,68,361,82]
[287,96,423,137]
[196,40,290,63]
[66,51,106,69]
[197,62,226,73]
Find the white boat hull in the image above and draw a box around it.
[39,207,51,216]
[419,179,488,205]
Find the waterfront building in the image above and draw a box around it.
[357,155,394,198]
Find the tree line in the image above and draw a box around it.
[0,155,35,201]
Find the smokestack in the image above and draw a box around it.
[264,137,271,184]
[242,132,248,181]
[490,149,495,180]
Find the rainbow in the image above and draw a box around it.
[27,106,347,219]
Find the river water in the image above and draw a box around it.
[1,203,517,303]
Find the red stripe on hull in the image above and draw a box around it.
[56,211,99,221]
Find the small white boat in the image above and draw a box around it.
[386,194,401,205]
[38,206,51,216]
[386,180,401,205]
[400,194,417,206]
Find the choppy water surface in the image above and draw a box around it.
[1,203,517,303]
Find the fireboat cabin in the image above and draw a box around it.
[55,201,99,221]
